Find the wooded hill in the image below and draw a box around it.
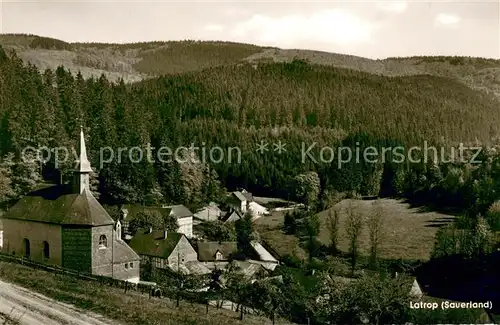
[2,33,500,99]
[1,34,500,208]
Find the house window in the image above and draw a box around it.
[125,263,129,269]
[23,238,30,258]
[154,257,161,268]
[43,241,50,259]
[215,251,223,261]
[98,235,107,249]
[129,262,133,268]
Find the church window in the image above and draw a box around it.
[43,241,50,259]
[98,235,107,248]
[23,238,30,258]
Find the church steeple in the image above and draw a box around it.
[73,126,92,193]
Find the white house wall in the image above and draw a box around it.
[177,217,193,238]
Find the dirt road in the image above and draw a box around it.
[0,279,122,325]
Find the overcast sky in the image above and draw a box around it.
[1,0,499,59]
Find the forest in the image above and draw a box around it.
[2,42,500,216]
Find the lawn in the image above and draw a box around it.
[0,262,293,325]
[317,199,455,261]
[255,211,308,261]
[256,199,455,261]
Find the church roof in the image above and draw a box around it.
[75,127,93,173]
[2,185,114,226]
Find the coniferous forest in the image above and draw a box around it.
[2,41,500,216]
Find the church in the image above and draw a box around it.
[0,128,140,283]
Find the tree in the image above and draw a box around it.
[250,278,286,325]
[197,220,236,242]
[224,261,252,320]
[283,211,298,235]
[0,153,15,204]
[329,274,413,325]
[293,172,321,208]
[235,213,255,258]
[11,151,42,197]
[472,215,493,257]
[367,200,384,268]
[345,202,363,274]
[89,167,100,200]
[128,210,178,235]
[486,200,500,231]
[326,208,340,254]
[302,212,321,265]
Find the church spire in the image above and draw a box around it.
[76,126,92,173]
[73,126,92,193]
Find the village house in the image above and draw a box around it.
[0,128,140,283]
[220,209,243,223]
[197,240,279,271]
[197,241,239,265]
[193,202,222,222]
[129,229,210,275]
[117,204,194,239]
[226,190,269,219]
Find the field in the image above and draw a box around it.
[256,198,456,261]
[0,262,292,325]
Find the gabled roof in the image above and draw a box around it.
[197,241,238,261]
[250,241,278,263]
[242,192,253,202]
[232,191,247,202]
[221,210,243,223]
[122,204,193,220]
[2,185,114,226]
[162,204,193,218]
[113,237,140,263]
[128,229,184,258]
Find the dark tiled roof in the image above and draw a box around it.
[128,229,183,258]
[2,185,114,226]
[113,238,140,263]
[197,241,238,261]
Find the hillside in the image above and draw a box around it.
[2,38,500,202]
[1,34,500,100]
[0,262,292,325]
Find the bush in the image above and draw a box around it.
[486,200,500,231]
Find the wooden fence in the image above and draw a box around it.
[0,252,182,297]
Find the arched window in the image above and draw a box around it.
[23,238,30,258]
[43,241,50,259]
[98,235,107,249]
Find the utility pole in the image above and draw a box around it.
[176,249,181,307]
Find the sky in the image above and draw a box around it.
[0,0,499,59]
